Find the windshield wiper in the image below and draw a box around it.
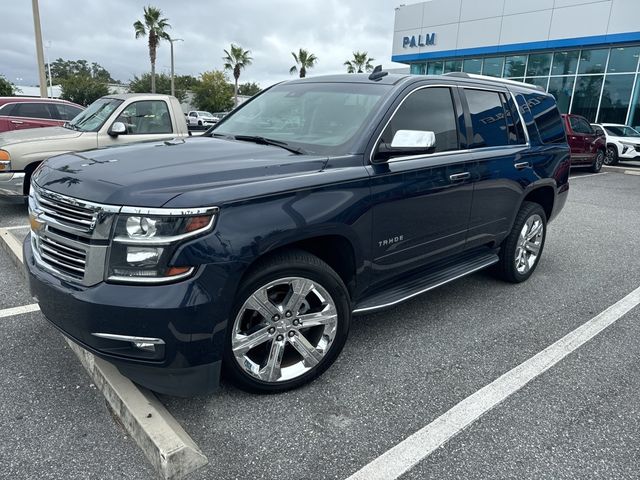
[233,135,305,155]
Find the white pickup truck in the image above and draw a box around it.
[186,110,219,128]
[0,93,188,198]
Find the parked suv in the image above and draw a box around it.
[591,123,640,165]
[25,72,570,396]
[186,110,218,128]
[0,97,84,133]
[561,113,605,172]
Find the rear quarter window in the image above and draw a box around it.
[523,93,565,144]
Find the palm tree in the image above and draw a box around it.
[133,6,171,93]
[223,44,253,107]
[344,51,375,73]
[289,49,318,78]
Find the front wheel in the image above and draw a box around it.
[605,145,619,165]
[494,201,547,283]
[223,250,350,393]
[590,149,604,172]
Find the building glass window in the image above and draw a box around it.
[571,75,604,121]
[524,77,549,90]
[504,55,527,78]
[607,47,640,73]
[628,76,640,129]
[427,61,443,75]
[598,74,635,123]
[551,51,579,75]
[548,76,575,114]
[483,57,504,77]
[463,58,482,74]
[443,60,462,73]
[578,48,609,74]
[410,63,426,75]
[526,53,552,77]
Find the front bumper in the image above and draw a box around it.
[0,172,25,197]
[618,145,640,159]
[24,235,236,397]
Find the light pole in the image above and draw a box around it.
[31,0,47,98]
[168,38,183,97]
[45,40,53,98]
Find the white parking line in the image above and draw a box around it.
[347,285,640,480]
[0,303,40,319]
[3,225,30,230]
[569,172,607,180]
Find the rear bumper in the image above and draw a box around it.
[24,235,237,397]
[0,172,25,197]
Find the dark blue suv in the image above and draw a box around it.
[24,71,570,396]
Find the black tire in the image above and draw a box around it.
[494,201,547,283]
[223,249,351,393]
[590,149,604,172]
[605,145,619,165]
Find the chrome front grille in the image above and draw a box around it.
[29,185,120,286]
[37,234,87,279]
[34,189,96,232]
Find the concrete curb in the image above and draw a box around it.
[0,227,208,479]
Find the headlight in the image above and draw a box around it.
[107,207,218,283]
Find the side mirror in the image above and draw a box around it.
[377,130,436,160]
[109,122,127,137]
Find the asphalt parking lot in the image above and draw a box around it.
[1,170,640,479]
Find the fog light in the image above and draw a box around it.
[133,342,156,352]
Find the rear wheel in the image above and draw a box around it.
[223,250,350,393]
[590,149,604,172]
[605,145,619,165]
[494,201,547,283]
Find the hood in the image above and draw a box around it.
[612,135,640,144]
[33,136,329,206]
[0,126,82,148]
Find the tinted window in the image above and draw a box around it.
[379,87,458,156]
[114,100,173,134]
[52,104,83,121]
[501,93,526,145]
[465,89,509,148]
[524,93,566,143]
[569,116,593,134]
[0,103,15,116]
[14,102,52,119]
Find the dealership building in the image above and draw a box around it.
[392,0,640,127]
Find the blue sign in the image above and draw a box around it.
[403,33,436,48]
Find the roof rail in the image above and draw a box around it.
[444,72,545,92]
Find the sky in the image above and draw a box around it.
[2,0,406,89]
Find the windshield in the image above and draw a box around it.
[604,125,640,137]
[66,98,123,132]
[212,82,391,155]
[198,111,213,117]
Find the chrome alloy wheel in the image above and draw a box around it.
[514,214,544,275]
[231,276,338,383]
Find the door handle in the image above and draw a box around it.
[449,172,471,181]
[514,162,530,170]
[10,120,24,124]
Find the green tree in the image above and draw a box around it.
[48,58,115,83]
[128,72,195,103]
[60,76,109,106]
[192,71,234,113]
[133,5,171,93]
[289,48,318,78]
[0,75,16,96]
[238,81,261,97]
[344,51,375,73]
[223,44,252,107]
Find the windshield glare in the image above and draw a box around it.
[604,125,640,137]
[212,82,390,154]
[67,98,123,132]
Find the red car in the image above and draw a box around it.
[561,114,605,172]
[0,97,84,133]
